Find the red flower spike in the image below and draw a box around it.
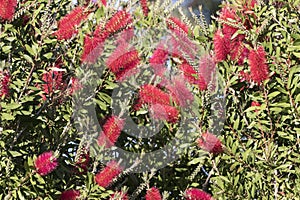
[140,0,149,17]
[106,43,140,80]
[110,191,129,200]
[135,84,174,110]
[0,70,10,98]
[67,77,82,96]
[60,190,80,200]
[198,55,216,91]
[54,6,88,40]
[100,0,106,6]
[104,10,132,36]
[95,160,123,188]
[169,34,197,62]
[251,101,261,112]
[185,188,213,200]
[97,116,125,148]
[149,104,179,123]
[34,151,58,176]
[213,29,230,62]
[81,33,107,64]
[249,46,269,83]
[179,63,199,85]
[0,0,17,21]
[42,66,65,99]
[149,45,169,76]
[167,17,189,35]
[145,187,162,200]
[197,132,223,155]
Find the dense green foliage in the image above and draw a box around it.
[0,0,300,199]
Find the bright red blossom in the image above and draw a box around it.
[104,10,132,36]
[54,6,88,40]
[167,17,189,35]
[213,29,230,62]
[140,0,149,17]
[0,70,10,98]
[149,104,179,123]
[41,67,65,99]
[0,0,17,20]
[95,160,123,188]
[34,151,58,176]
[198,55,216,91]
[197,132,223,155]
[145,187,162,200]
[81,33,108,63]
[248,46,269,83]
[185,188,213,200]
[60,190,80,200]
[97,116,125,148]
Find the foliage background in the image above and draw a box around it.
[1,0,300,199]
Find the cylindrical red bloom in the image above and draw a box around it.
[106,43,140,80]
[0,70,10,98]
[185,188,213,200]
[110,191,129,200]
[197,132,223,155]
[251,101,261,107]
[249,46,269,83]
[54,6,88,40]
[41,66,65,98]
[60,190,80,200]
[67,77,82,96]
[145,187,162,200]
[167,17,189,35]
[149,45,169,76]
[179,63,199,85]
[34,151,58,176]
[135,84,174,110]
[97,116,125,148]
[0,0,17,21]
[213,29,230,62]
[95,160,123,188]
[140,0,149,17]
[104,10,132,36]
[149,104,179,123]
[198,55,216,91]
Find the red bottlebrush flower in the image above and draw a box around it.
[198,55,216,91]
[0,0,17,21]
[34,151,58,176]
[185,188,213,200]
[229,35,245,62]
[145,187,162,200]
[54,6,88,40]
[213,29,230,62]
[140,0,149,17]
[81,32,108,63]
[67,77,82,95]
[100,0,106,6]
[116,28,134,45]
[239,70,251,82]
[110,191,129,200]
[95,160,123,188]
[60,190,80,200]
[74,149,90,174]
[97,116,125,148]
[0,70,10,98]
[237,47,249,65]
[248,46,269,83]
[135,84,174,110]
[42,66,65,98]
[149,45,169,76]
[167,17,189,35]
[251,101,261,112]
[165,75,193,107]
[106,43,140,80]
[179,63,199,85]
[169,34,197,62]
[104,10,132,36]
[197,132,223,155]
[149,104,179,123]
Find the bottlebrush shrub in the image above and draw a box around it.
[0,0,300,199]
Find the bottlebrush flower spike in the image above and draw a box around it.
[213,29,230,62]
[179,63,199,85]
[149,104,179,123]
[110,191,129,200]
[197,132,223,155]
[185,188,213,200]
[67,77,82,96]
[198,55,216,91]
[249,46,269,83]
[0,0,17,21]
[104,10,132,36]
[106,43,140,80]
[54,6,88,40]
[34,151,58,176]
[135,84,174,110]
[0,70,10,98]
[60,190,80,200]
[140,0,149,17]
[95,160,123,188]
[97,116,125,148]
[81,32,108,64]
[167,17,189,35]
[149,45,169,76]
[42,66,65,99]
[145,187,162,200]
[74,149,90,174]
